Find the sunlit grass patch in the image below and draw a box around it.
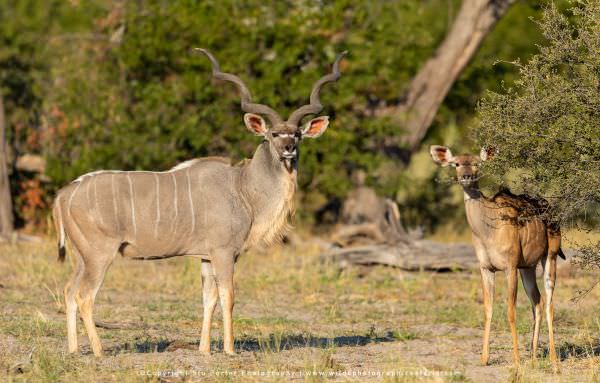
[6,343,91,383]
[389,328,419,342]
[1,239,599,382]
[2,314,65,343]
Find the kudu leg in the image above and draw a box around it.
[212,253,235,355]
[506,267,520,365]
[543,255,559,371]
[199,261,219,355]
[65,254,84,353]
[76,259,111,357]
[520,267,542,360]
[480,268,495,365]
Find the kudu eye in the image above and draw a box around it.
[271,132,280,138]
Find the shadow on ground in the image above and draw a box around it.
[556,341,600,361]
[106,332,398,355]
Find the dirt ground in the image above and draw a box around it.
[0,237,599,382]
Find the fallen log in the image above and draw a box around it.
[0,233,43,244]
[322,240,478,271]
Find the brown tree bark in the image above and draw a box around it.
[323,241,478,271]
[0,92,14,235]
[378,0,516,151]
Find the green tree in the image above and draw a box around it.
[0,0,102,229]
[477,1,599,278]
[43,0,559,229]
[0,0,566,231]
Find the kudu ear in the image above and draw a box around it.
[244,113,268,136]
[480,147,497,162]
[429,145,454,167]
[301,116,329,138]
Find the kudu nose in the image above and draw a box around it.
[285,144,295,152]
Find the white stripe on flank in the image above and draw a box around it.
[171,172,178,232]
[154,173,160,239]
[93,176,104,226]
[127,174,136,237]
[85,178,92,207]
[67,181,81,217]
[200,174,207,250]
[111,174,119,231]
[186,168,195,233]
[55,195,65,247]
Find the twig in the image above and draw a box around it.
[93,320,134,330]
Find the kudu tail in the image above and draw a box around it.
[53,196,66,262]
[547,223,565,260]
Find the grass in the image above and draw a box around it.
[0,237,599,382]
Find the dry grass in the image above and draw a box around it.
[0,237,599,382]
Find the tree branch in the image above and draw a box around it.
[377,0,516,152]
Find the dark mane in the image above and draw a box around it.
[491,187,550,225]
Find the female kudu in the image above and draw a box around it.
[430,145,564,371]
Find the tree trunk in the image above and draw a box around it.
[378,0,515,151]
[0,92,14,235]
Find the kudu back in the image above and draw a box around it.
[54,49,346,356]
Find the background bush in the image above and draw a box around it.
[477,0,599,273]
[0,0,570,231]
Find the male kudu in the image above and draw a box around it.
[53,49,346,356]
[430,145,564,371]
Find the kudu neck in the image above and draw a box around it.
[242,141,296,211]
[247,140,295,177]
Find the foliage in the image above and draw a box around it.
[477,1,600,270]
[43,1,453,195]
[0,0,101,228]
[0,0,567,230]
